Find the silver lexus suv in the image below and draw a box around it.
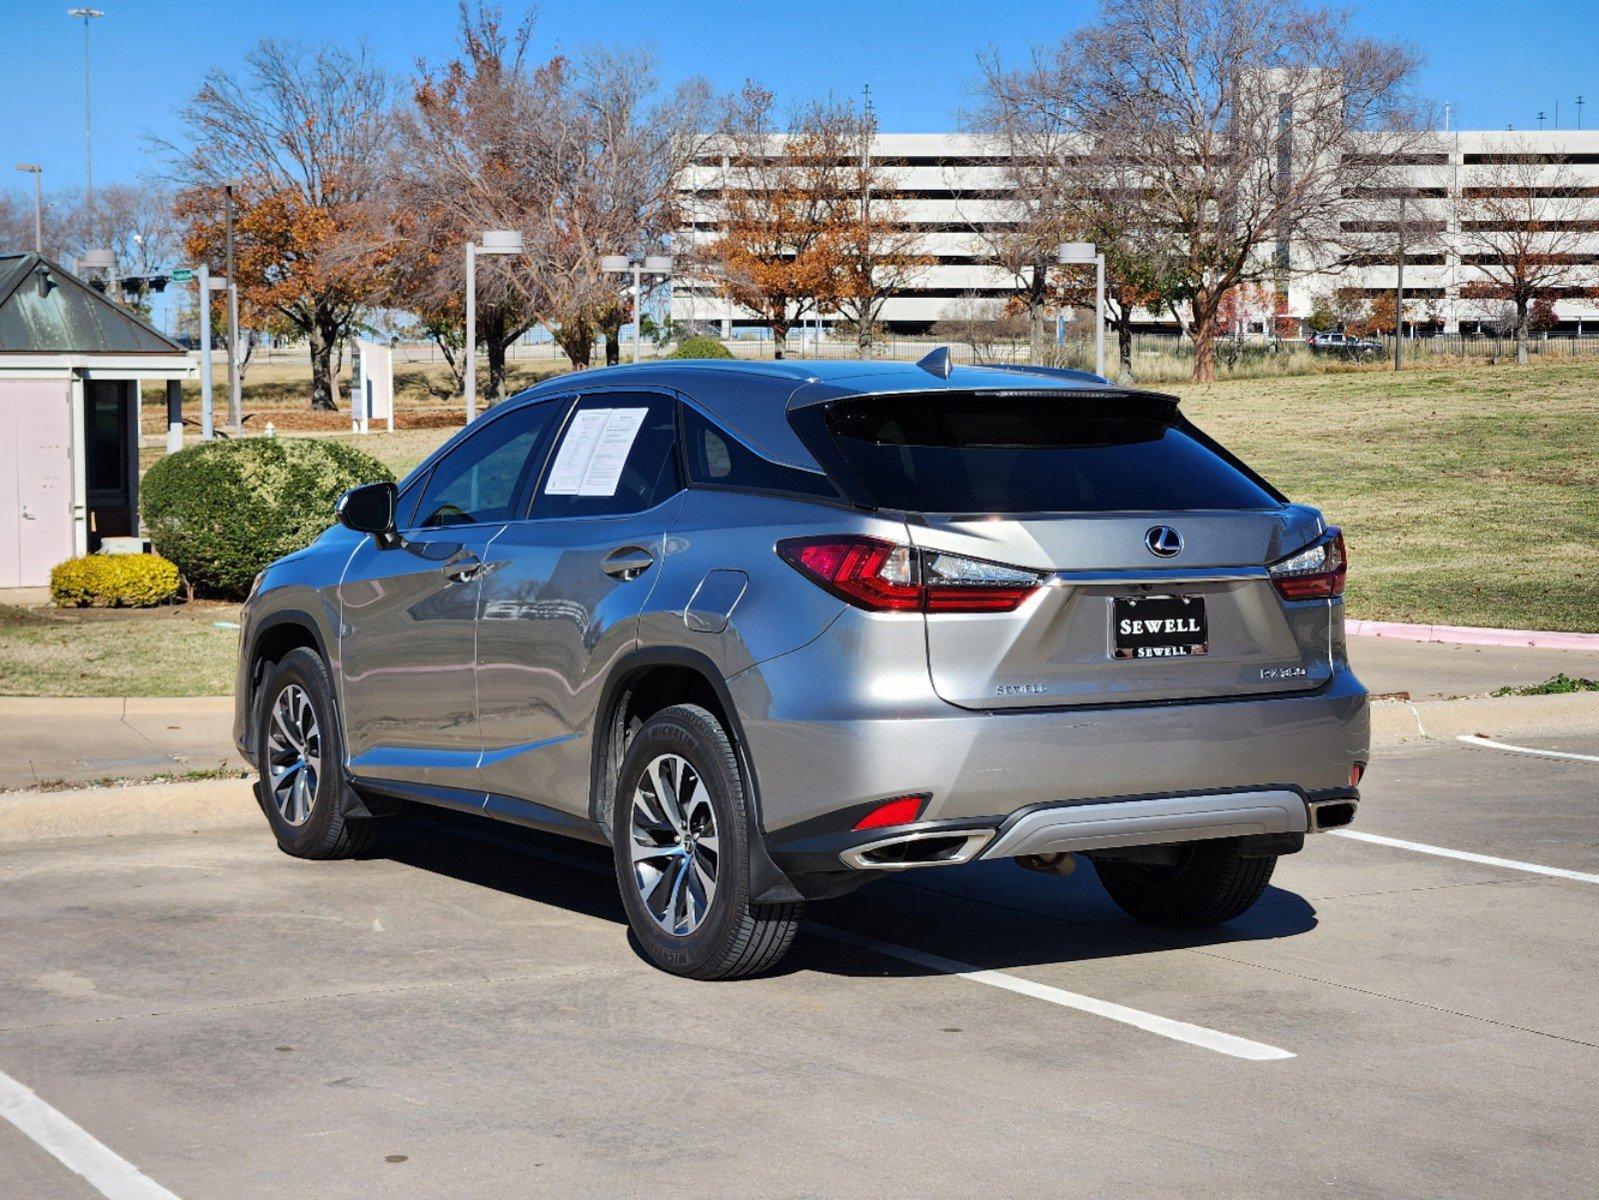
[234,356,1369,978]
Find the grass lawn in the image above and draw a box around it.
[1175,360,1599,632]
[0,602,240,697]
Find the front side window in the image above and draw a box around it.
[532,392,679,519]
[409,400,563,529]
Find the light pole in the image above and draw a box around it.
[67,7,103,217]
[1057,241,1105,378]
[224,184,242,433]
[600,254,674,363]
[464,229,523,423]
[13,164,42,252]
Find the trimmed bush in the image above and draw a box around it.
[665,335,734,360]
[141,438,394,597]
[51,554,181,608]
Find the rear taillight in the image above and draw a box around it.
[777,535,1043,613]
[1269,529,1347,600]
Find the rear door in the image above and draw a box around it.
[474,390,684,812]
[825,390,1334,710]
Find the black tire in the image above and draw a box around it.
[612,704,802,980]
[1092,839,1275,928]
[254,647,382,860]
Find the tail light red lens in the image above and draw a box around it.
[853,795,927,830]
[778,536,1043,613]
[1268,529,1347,600]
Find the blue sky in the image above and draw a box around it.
[3,0,1596,197]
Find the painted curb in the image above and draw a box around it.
[1347,619,1599,652]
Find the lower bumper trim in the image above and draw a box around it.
[980,789,1307,860]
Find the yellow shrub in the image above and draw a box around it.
[50,554,182,608]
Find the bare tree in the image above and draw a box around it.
[490,45,713,370]
[965,53,1078,364]
[931,293,1027,362]
[164,40,396,410]
[985,0,1424,381]
[1456,140,1599,363]
[394,3,543,401]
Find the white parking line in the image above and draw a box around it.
[1457,734,1599,764]
[449,826,1296,1062]
[0,1068,180,1199]
[1331,830,1599,885]
[810,924,1295,1062]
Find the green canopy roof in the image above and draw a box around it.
[0,253,184,354]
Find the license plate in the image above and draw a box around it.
[1113,595,1208,659]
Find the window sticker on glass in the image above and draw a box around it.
[578,408,648,496]
[544,408,647,496]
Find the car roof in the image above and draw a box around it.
[509,355,1176,473]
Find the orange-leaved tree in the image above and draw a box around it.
[698,84,855,357]
[168,40,396,410]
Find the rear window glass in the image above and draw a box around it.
[826,393,1281,514]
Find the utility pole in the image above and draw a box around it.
[224,184,242,433]
[1394,192,1406,373]
[859,82,874,356]
[1538,111,1546,131]
[1578,96,1586,131]
[67,8,103,219]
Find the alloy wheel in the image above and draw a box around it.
[628,753,719,936]
[266,684,321,827]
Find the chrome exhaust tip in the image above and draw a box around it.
[1307,797,1358,832]
[839,828,994,871]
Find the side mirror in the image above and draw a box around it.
[336,481,398,538]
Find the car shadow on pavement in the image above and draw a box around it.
[373,808,1318,979]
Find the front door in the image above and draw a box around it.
[475,391,683,813]
[0,380,75,587]
[338,399,564,794]
[84,379,136,545]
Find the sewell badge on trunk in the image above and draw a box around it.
[1113,595,1208,659]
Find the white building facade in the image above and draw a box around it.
[674,130,1599,337]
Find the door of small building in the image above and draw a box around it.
[0,378,75,588]
[85,379,138,548]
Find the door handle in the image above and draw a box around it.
[442,552,483,583]
[600,546,655,581]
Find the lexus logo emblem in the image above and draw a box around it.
[1145,525,1183,558]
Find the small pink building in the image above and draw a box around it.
[0,254,193,587]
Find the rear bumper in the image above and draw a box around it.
[769,785,1357,882]
[730,654,1370,836]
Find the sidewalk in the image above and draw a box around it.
[0,696,240,791]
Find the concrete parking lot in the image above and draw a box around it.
[0,728,1595,1197]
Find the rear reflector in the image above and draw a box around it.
[1351,762,1365,787]
[1269,528,1347,600]
[853,795,927,830]
[778,535,1043,613]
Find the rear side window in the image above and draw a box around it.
[682,406,840,501]
[825,393,1281,514]
[531,392,680,519]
